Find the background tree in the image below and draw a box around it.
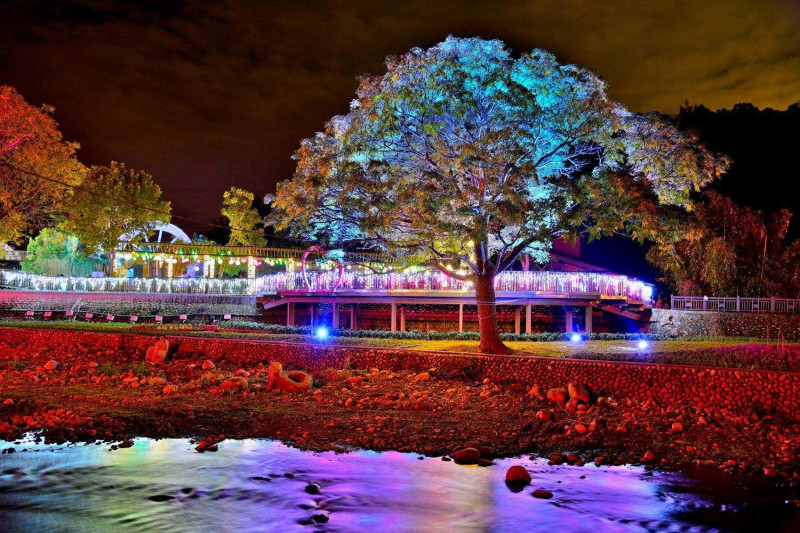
[648,191,800,297]
[59,162,171,254]
[222,186,267,247]
[0,86,85,247]
[21,228,102,276]
[268,37,725,353]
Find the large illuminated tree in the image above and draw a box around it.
[1,86,85,246]
[268,37,725,353]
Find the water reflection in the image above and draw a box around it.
[0,439,797,532]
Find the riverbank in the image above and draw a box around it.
[1,327,798,485]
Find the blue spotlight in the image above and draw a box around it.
[637,339,649,350]
[315,327,329,339]
[570,333,582,343]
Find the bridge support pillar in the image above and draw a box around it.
[458,303,464,332]
[565,310,573,333]
[332,302,339,328]
[287,302,295,326]
[515,307,521,334]
[391,302,397,332]
[400,306,406,332]
[350,306,356,330]
[525,304,532,334]
[584,306,593,334]
[310,304,315,328]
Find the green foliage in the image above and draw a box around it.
[222,187,266,246]
[21,227,102,275]
[59,162,171,254]
[1,86,86,244]
[269,37,724,270]
[647,191,800,297]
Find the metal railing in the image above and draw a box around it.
[671,295,800,313]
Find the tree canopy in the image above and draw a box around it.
[21,228,101,276]
[648,191,800,298]
[0,86,85,246]
[59,162,171,254]
[221,186,267,246]
[269,37,725,352]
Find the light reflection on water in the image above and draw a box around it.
[0,438,796,532]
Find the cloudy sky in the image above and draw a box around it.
[2,0,799,229]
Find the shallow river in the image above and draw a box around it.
[1,438,797,532]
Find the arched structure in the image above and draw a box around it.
[119,223,191,245]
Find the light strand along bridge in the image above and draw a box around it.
[0,269,653,334]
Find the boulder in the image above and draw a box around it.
[546,387,568,404]
[266,362,312,393]
[568,382,591,404]
[145,337,170,364]
[452,447,481,465]
[220,376,249,391]
[505,465,532,487]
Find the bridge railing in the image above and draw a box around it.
[671,295,800,313]
[1,269,653,302]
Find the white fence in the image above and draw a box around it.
[671,295,800,313]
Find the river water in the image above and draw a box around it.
[0,438,797,532]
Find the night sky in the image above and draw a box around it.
[2,0,799,232]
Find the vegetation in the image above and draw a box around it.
[221,186,267,246]
[21,228,103,276]
[268,37,726,354]
[0,86,85,246]
[59,161,171,254]
[648,190,800,297]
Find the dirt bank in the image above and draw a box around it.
[0,328,798,485]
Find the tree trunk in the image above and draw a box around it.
[474,272,511,354]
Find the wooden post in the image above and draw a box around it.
[458,303,464,332]
[391,302,397,332]
[287,302,295,326]
[565,309,573,333]
[400,306,406,332]
[525,304,532,334]
[584,305,593,334]
[514,307,521,334]
[332,302,339,328]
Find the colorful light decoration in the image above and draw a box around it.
[570,333,582,342]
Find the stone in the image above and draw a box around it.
[575,424,588,434]
[414,372,431,382]
[671,422,684,432]
[266,362,312,393]
[202,360,216,370]
[505,465,532,487]
[452,447,481,465]
[536,410,551,422]
[44,360,58,371]
[163,384,177,395]
[145,337,170,364]
[532,490,553,499]
[220,376,248,391]
[546,387,568,404]
[568,382,591,404]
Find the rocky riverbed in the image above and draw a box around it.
[0,330,798,487]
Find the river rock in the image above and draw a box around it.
[202,360,216,370]
[266,362,312,393]
[547,387,568,404]
[452,447,481,465]
[44,360,59,371]
[220,376,248,391]
[532,490,553,499]
[145,338,170,364]
[505,465,532,487]
[568,382,591,404]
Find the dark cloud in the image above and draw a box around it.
[1,0,798,230]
